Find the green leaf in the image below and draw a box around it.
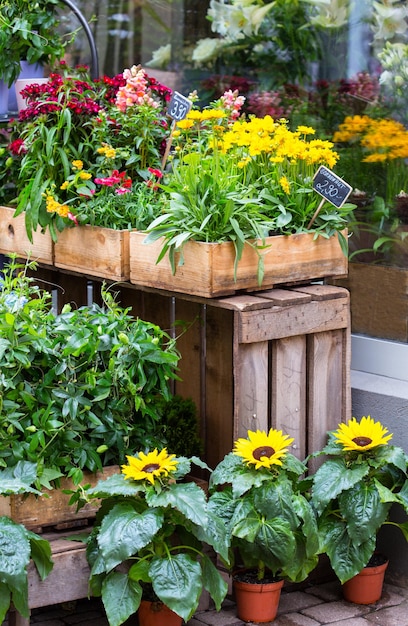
[339,483,390,546]
[0,581,11,624]
[27,532,53,581]
[87,474,146,498]
[102,571,142,626]
[201,553,228,610]
[97,504,164,571]
[150,553,202,621]
[147,482,207,527]
[311,458,370,514]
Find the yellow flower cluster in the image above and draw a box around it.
[333,115,408,163]
[45,193,69,218]
[220,117,339,168]
[97,144,117,159]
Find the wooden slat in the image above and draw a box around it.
[0,206,54,266]
[271,336,307,460]
[233,340,269,440]
[239,298,349,343]
[307,329,345,472]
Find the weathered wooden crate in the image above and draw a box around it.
[0,466,119,532]
[332,262,408,342]
[30,268,351,470]
[129,230,348,297]
[0,205,54,265]
[54,225,130,280]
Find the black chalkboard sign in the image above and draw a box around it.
[168,91,192,121]
[313,165,352,208]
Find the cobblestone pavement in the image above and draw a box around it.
[6,579,408,626]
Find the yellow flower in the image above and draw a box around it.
[121,449,178,484]
[60,181,69,190]
[79,171,92,180]
[72,160,83,170]
[280,175,290,194]
[233,428,294,469]
[333,416,393,451]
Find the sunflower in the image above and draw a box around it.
[121,449,178,484]
[233,428,294,470]
[333,415,392,452]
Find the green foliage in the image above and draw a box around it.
[83,457,228,625]
[208,452,319,583]
[0,0,69,85]
[0,257,180,486]
[156,395,203,457]
[310,433,408,583]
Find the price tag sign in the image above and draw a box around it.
[167,91,192,121]
[313,165,353,208]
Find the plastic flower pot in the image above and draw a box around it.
[342,556,388,605]
[233,575,284,623]
[137,600,182,626]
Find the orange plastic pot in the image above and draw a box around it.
[342,558,388,605]
[137,600,183,626]
[233,577,284,622]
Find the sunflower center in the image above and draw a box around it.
[253,446,275,460]
[142,463,160,473]
[352,436,372,447]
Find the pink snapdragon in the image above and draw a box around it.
[115,65,160,112]
[219,89,246,121]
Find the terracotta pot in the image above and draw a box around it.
[342,557,388,605]
[233,576,284,623]
[137,600,182,626]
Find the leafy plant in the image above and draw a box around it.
[0,257,180,487]
[81,451,228,626]
[309,416,408,584]
[0,461,53,622]
[156,395,203,458]
[0,0,69,86]
[208,428,319,583]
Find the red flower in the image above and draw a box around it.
[9,139,27,155]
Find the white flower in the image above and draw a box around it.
[208,0,274,40]
[192,37,227,63]
[145,44,171,69]
[303,0,349,29]
[371,1,408,42]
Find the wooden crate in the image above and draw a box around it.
[0,206,54,265]
[332,263,408,342]
[54,225,130,280]
[0,466,119,532]
[129,230,348,297]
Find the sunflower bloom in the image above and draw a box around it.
[334,416,392,451]
[233,428,294,469]
[121,449,178,484]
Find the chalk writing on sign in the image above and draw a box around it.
[168,91,192,121]
[313,165,352,208]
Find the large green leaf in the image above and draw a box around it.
[87,474,146,498]
[101,571,142,626]
[27,532,53,580]
[146,482,207,527]
[253,479,299,529]
[0,581,11,624]
[97,504,164,571]
[340,483,390,546]
[201,553,228,610]
[311,458,370,514]
[150,553,202,621]
[256,518,296,566]
[319,518,375,583]
[0,462,42,495]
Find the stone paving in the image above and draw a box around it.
[6,579,408,626]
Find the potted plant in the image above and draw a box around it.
[0,0,70,113]
[208,428,319,622]
[80,450,229,626]
[309,415,408,603]
[0,461,53,622]
[134,91,352,296]
[0,256,180,495]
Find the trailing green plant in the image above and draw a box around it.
[0,257,180,487]
[308,416,408,584]
[0,461,53,622]
[156,395,203,458]
[80,451,228,626]
[208,428,319,583]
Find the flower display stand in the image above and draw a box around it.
[39,270,351,469]
[0,206,54,265]
[129,231,348,297]
[54,225,130,281]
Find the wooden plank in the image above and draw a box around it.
[129,230,347,297]
[0,206,54,266]
[54,226,130,281]
[204,305,234,468]
[233,341,269,440]
[292,284,350,300]
[307,330,345,472]
[256,289,312,306]
[271,336,307,460]
[239,298,349,343]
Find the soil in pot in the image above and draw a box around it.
[233,570,284,623]
[342,554,388,605]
